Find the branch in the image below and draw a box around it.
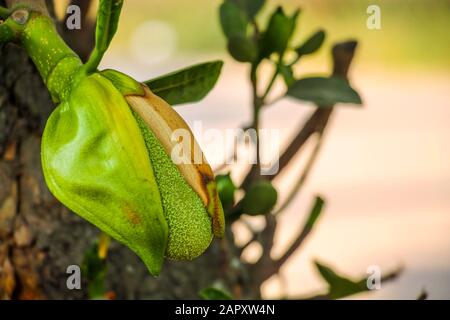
[249,214,277,281]
[267,109,332,181]
[274,131,325,214]
[255,196,324,282]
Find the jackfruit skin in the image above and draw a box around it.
[133,111,213,260]
[41,73,168,276]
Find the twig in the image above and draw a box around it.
[274,130,325,214]
[261,59,282,102]
[249,214,277,280]
[258,197,323,282]
[267,108,332,182]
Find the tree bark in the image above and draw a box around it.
[0,1,253,300]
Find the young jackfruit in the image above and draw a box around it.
[1,1,225,276]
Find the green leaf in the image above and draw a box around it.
[144,61,223,105]
[227,35,258,63]
[305,196,324,229]
[260,7,299,58]
[296,29,326,57]
[242,180,277,215]
[220,1,248,39]
[100,69,144,96]
[279,64,295,87]
[314,261,369,299]
[216,173,236,209]
[287,76,362,106]
[84,0,124,73]
[199,287,233,300]
[229,0,265,19]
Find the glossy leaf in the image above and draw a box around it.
[260,7,299,58]
[220,1,248,39]
[144,61,223,105]
[85,0,124,72]
[228,35,258,62]
[296,29,326,56]
[287,76,362,106]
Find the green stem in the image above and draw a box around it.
[261,68,278,102]
[83,47,103,74]
[241,64,263,188]
[82,0,124,74]
[261,56,283,103]
[274,132,324,215]
[20,12,82,101]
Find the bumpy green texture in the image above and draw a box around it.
[42,73,168,275]
[133,112,213,260]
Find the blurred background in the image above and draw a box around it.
[55,0,449,299]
